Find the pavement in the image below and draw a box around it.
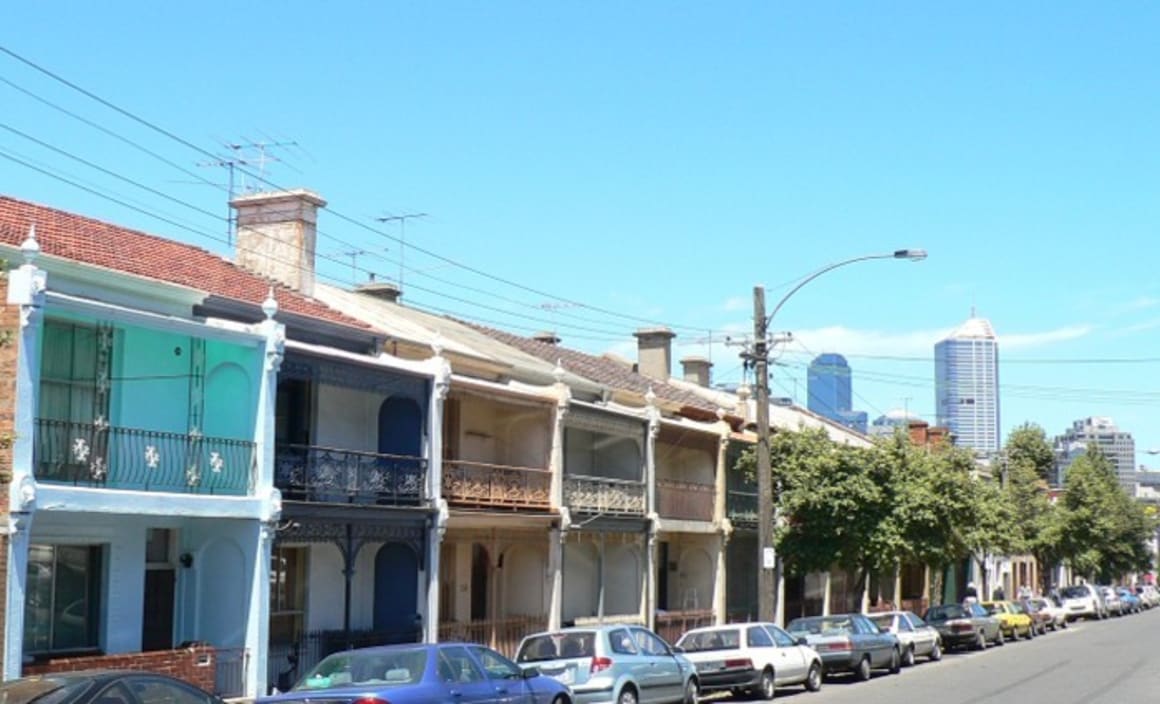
[764,608,1160,704]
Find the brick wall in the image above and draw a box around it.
[0,272,19,672]
[23,645,217,693]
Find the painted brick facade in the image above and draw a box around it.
[22,644,217,692]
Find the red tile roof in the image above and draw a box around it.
[0,195,368,329]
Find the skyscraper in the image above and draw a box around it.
[1053,417,1136,488]
[934,313,1000,455]
[807,353,868,434]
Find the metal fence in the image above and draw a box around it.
[267,628,421,694]
[438,616,548,658]
[213,647,248,699]
[654,609,715,646]
[275,445,427,505]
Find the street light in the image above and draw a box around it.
[751,248,926,625]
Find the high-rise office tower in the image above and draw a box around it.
[1054,416,1136,488]
[935,313,1000,455]
[807,353,868,434]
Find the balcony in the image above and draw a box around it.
[727,488,758,528]
[442,460,551,511]
[275,444,427,506]
[564,475,646,516]
[656,478,715,522]
[35,418,255,495]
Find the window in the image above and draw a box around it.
[438,646,485,684]
[90,684,135,704]
[126,678,212,704]
[471,647,521,680]
[40,321,109,423]
[906,613,927,628]
[631,629,671,656]
[609,629,637,655]
[767,626,796,648]
[24,544,103,654]
[270,547,307,645]
[746,626,773,648]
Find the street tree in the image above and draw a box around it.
[1004,422,1056,482]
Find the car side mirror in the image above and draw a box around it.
[795,637,808,647]
[522,667,540,679]
[672,646,685,654]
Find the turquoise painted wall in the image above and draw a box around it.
[110,327,191,435]
[203,340,260,441]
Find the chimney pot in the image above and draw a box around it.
[633,327,676,380]
[680,356,713,387]
[231,189,326,296]
[355,280,402,303]
[532,331,561,345]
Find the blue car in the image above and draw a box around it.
[1116,587,1143,614]
[262,643,573,704]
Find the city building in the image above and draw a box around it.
[1053,416,1136,488]
[869,408,923,438]
[934,313,1000,455]
[806,353,868,434]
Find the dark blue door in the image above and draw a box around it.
[374,543,420,641]
[378,397,423,456]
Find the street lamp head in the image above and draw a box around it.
[894,249,928,261]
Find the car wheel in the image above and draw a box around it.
[552,696,568,704]
[855,656,872,681]
[757,669,775,701]
[902,645,916,667]
[993,629,1004,647]
[929,640,942,662]
[684,679,699,704]
[889,648,901,674]
[805,662,822,692]
[1061,619,1069,629]
[618,686,639,704]
[974,631,987,650]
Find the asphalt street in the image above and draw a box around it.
[768,608,1160,704]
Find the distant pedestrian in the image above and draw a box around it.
[964,581,979,605]
[1017,583,1032,599]
[992,585,1006,601]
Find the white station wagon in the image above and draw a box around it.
[674,623,823,699]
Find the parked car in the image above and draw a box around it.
[785,613,900,681]
[262,643,572,704]
[673,622,823,698]
[1025,597,1068,630]
[980,601,1035,640]
[1099,586,1125,616]
[1016,598,1053,635]
[1135,584,1160,608]
[0,670,227,704]
[867,611,942,666]
[1116,587,1142,614]
[516,625,698,704]
[1059,584,1107,621]
[923,603,1003,651]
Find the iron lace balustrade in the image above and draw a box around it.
[275,444,426,506]
[727,488,759,527]
[34,418,255,495]
[656,478,715,522]
[443,460,551,510]
[563,475,647,516]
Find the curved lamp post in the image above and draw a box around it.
[753,249,926,625]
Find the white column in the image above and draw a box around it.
[645,528,657,629]
[644,391,659,628]
[713,431,730,625]
[424,354,451,643]
[4,229,46,680]
[245,522,275,698]
[713,533,728,625]
[548,526,565,630]
[547,366,571,630]
[893,565,902,610]
[822,572,833,616]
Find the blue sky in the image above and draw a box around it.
[2,2,1159,464]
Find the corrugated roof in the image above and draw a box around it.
[0,195,368,329]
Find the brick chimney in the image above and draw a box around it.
[633,327,676,380]
[680,356,712,387]
[355,280,402,303]
[231,189,327,296]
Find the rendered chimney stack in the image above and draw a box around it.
[533,331,561,345]
[355,280,402,303]
[231,189,327,297]
[633,327,676,380]
[681,356,713,387]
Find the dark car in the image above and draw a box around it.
[0,670,225,704]
[262,643,572,704]
[923,603,1003,650]
[786,613,900,681]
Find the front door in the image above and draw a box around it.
[374,543,420,642]
[141,569,175,651]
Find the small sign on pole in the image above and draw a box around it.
[762,547,776,570]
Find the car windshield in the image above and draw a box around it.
[516,631,596,662]
[786,617,854,636]
[295,648,428,690]
[0,679,91,704]
[982,604,1003,615]
[676,629,741,652]
[925,605,969,621]
[1060,586,1090,599]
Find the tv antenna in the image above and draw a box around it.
[374,212,428,292]
[198,136,303,245]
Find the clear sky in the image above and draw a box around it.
[2,2,1158,464]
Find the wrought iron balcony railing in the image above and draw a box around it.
[443,460,551,510]
[275,444,426,506]
[34,418,255,495]
[656,478,715,522]
[563,475,646,516]
[727,488,759,527]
